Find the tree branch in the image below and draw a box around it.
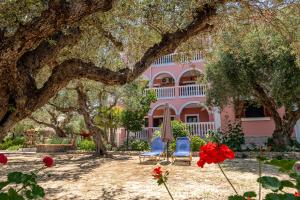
[17,27,82,77]
[95,21,124,51]
[0,0,114,64]
[49,103,78,113]
[29,116,56,129]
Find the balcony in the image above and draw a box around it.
[146,84,207,99]
[153,52,203,66]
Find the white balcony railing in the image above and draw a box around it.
[186,122,215,137]
[179,84,206,97]
[129,123,215,141]
[151,87,176,99]
[129,127,159,141]
[146,84,206,99]
[153,52,203,65]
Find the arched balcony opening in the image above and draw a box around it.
[152,73,175,88]
[150,72,176,99]
[179,102,215,137]
[178,69,206,97]
[152,104,177,128]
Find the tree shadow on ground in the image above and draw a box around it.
[45,186,160,200]
[172,160,191,166]
[221,159,281,176]
[0,154,130,182]
[139,159,160,165]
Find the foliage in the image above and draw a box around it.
[205,129,224,144]
[6,145,23,151]
[229,158,300,200]
[49,137,71,145]
[222,122,245,151]
[78,140,96,151]
[129,140,150,151]
[205,122,244,151]
[168,141,176,153]
[9,121,34,137]
[190,136,206,152]
[121,82,156,132]
[171,120,189,139]
[0,155,54,200]
[152,130,161,139]
[0,137,25,150]
[0,171,45,200]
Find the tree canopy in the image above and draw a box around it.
[206,20,300,147]
[0,0,299,140]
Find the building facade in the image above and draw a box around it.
[117,53,300,146]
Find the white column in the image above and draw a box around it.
[213,107,221,130]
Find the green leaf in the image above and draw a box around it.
[258,176,281,192]
[31,185,45,198]
[228,195,245,200]
[290,173,298,179]
[7,172,23,184]
[280,180,295,189]
[0,193,9,200]
[265,159,296,172]
[296,176,300,191]
[22,174,37,185]
[0,182,9,190]
[7,188,24,200]
[243,191,257,198]
[265,193,298,200]
[25,190,34,199]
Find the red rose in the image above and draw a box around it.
[43,156,54,167]
[295,192,300,197]
[197,142,235,168]
[0,153,7,165]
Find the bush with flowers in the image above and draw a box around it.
[152,142,300,200]
[0,153,54,200]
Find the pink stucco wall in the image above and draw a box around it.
[220,105,287,137]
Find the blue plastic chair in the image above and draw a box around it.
[139,137,164,163]
[172,137,192,165]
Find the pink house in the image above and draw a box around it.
[117,53,300,146]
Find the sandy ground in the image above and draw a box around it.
[0,153,291,200]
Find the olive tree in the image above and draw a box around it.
[206,23,300,148]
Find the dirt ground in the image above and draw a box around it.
[0,153,291,200]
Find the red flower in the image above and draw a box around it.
[295,192,300,197]
[0,153,7,165]
[153,167,163,179]
[43,156,54,167]
[197,142,235,168]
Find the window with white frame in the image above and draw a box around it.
[185,114,199,123]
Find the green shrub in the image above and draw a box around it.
[7,145,23,151]
[152,130,161,139]
[78,139,96,151]
[130,140,149,151]
[206,129,223,143]
[49,137,70,144]
[0,137,25,150]
[190,136,206,152]
[168,140,176,153]
[222,122,245,151]
[171,120,189,138]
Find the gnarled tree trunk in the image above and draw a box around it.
[76,83,107,156]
